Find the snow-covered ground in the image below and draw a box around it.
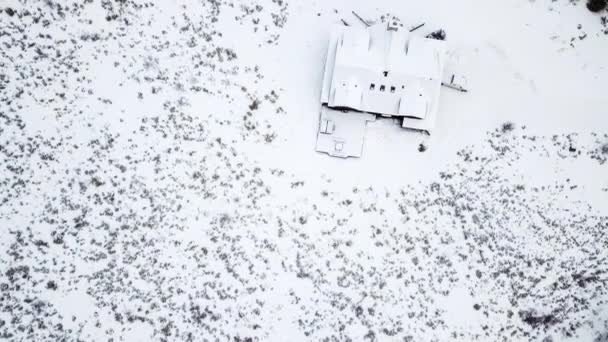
[1,0,607,341]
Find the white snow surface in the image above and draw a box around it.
[1,0,607,341]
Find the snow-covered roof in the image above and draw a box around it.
[317,24,449,158]
[320,24,447,130]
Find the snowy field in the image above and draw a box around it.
[1,0,608,341]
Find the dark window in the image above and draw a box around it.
[390,86,396,93]
[379,85,386,92]
[383,71,388,77]
[370,83,375,90]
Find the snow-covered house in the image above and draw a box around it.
[316,23,456,158]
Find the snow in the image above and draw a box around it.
[1,0,607,341]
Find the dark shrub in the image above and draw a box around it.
[587,0,607,12]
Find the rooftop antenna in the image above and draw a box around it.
[409,23,425,32]
[351,11,370,27]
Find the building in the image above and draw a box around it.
[316,23,463,158]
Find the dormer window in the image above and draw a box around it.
[390,86,396,93]
[383,71,389,77]
[370,83,375,90]
[379,85,386,92]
